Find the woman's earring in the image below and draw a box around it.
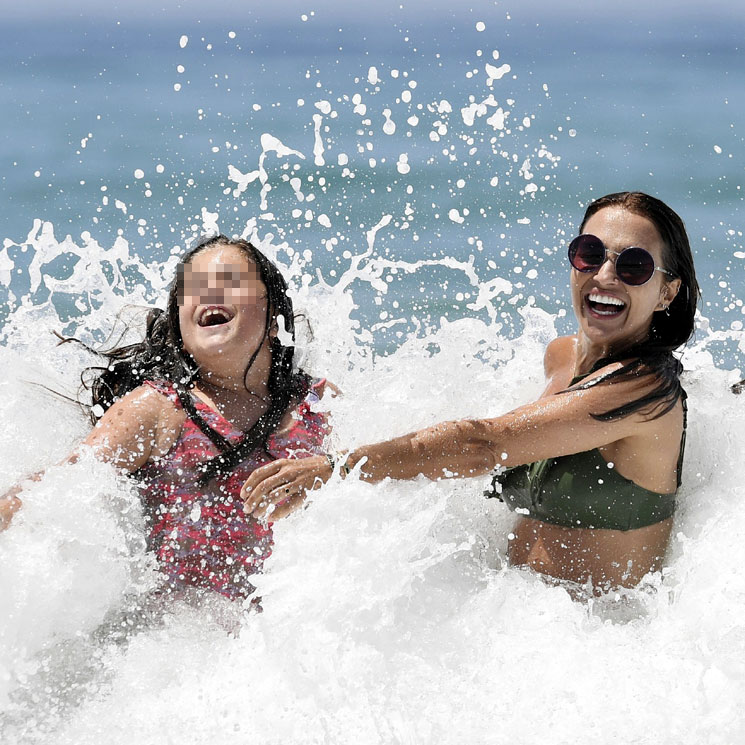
[664,305,671,317]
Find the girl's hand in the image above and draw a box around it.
[0,489,23,532]
[241,455,333,521]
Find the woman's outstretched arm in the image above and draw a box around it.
[242,362,664,520]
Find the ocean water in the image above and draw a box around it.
[2,2,745,354]
[1,2,745,743]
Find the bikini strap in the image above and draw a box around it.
[676,388,688,489]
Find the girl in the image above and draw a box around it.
[0,235,330,602]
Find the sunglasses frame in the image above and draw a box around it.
[568,234,676,287]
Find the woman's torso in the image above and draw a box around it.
[136,379,328,601]
[493,336,685,588]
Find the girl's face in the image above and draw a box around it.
[570,207,681,354]
[178,244,269,379]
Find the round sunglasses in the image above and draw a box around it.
[567,234,676,287]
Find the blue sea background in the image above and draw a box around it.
[1,0,744,363]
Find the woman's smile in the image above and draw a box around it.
[584,291,626,318]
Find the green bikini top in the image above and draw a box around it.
[486,376,687,532]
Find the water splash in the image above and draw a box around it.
[0,214,744,743]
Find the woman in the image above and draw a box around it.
[242,192,700,591]
[0,235,330,602]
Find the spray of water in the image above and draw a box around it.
[0,212,743,744]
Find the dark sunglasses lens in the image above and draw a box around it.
[568,235,604,272]
[615,247,655,285]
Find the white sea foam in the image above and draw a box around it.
[0,222,744,744]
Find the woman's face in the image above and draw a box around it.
[177,244,269,379]
[570,207,681,354]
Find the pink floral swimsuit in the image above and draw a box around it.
[137,379,328,601]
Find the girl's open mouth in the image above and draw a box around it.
[197,306,235,327]
[585,292,626,317]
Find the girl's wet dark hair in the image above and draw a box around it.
[570,191,701,420]
[73,235,310,484]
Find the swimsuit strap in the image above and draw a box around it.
[175,386,234,453]
[676,389,688,489]
[145,379,244,473]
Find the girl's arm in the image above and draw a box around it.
[77,385,168,472]
[0,386,169,531]
[242,363,662,519]
[0,491,23,530]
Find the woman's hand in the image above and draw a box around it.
[241,455,333,521]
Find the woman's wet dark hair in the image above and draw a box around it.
[570,191,701,420]
[70,235,310,484]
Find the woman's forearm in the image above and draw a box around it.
[345,419,500,483]
[341,381,638,484]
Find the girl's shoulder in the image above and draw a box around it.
[81,383,185,471]
[267,376,333,457]
[142,379,181,407]
[110,383,185,428]
[295,376,333,423]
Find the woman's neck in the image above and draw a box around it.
[573,330,651,377]
[574,336,605,376]
[193,370,272,432]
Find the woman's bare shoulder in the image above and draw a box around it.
[309,377,341,398]
[543,336,575,375]
[565,358,685,437]
[540,336,577,394]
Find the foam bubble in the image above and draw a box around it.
[382,109,396,135]
[396,154,410,175]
